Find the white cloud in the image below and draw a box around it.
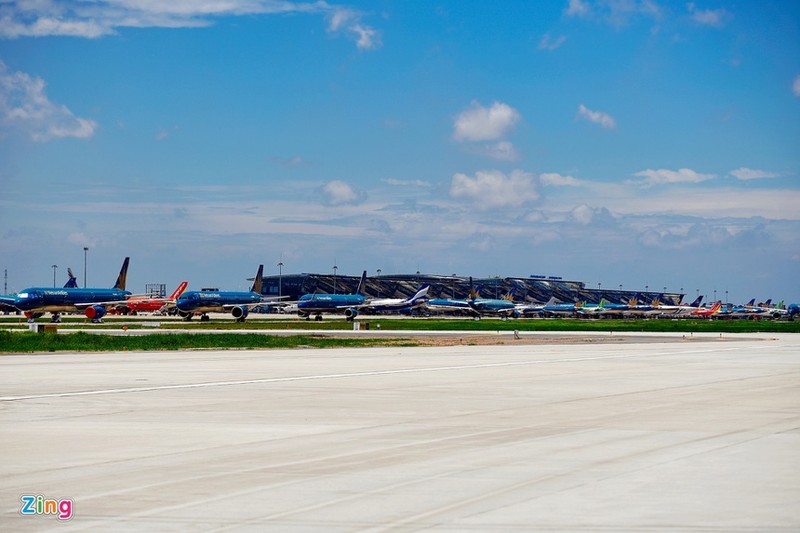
[0,61,97,141]
[631,168,715,187]
[322,180,359,205]
[450,169,540,209]
[565,0,590,17]
[538,33,567,51]
[730,167,780,181]
[540,173,581,187]
[576,104,616,129]
[0,1,381,49]
[453,101,521,142]
[687,3,727,28]
[793,75,800,97]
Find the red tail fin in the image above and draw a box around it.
[169,281,189,299]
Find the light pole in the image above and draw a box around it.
[332,264,338,295]
[376,269,381,297]
[277,261,283,298]
[725,290,728,304]
[83,247,88,288]
[52,264,57,287]
[714,288,717,302]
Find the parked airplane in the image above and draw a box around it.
[466,280,519,318]
[423,296,475,316]
[516,296,556,317]
[656,295,704,317]
[63,268,78,288]
[692,301,723,318]
[175,265,280,322]
[578,298,630,317]
[115,281,189,315]
[355,283,430,315]
[538,299,582,317]
[0,258,131,322]
[296,271,368,321]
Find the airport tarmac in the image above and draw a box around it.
[1,334,798,531]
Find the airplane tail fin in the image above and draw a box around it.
[544,296,556,306]
[251,265,264,294]
[408,284,430,303]
[169,281,189,300]
[356,270,367,295]
[64,268,78,288]
[468,277,478,300]
[113,257,130,291]
[689,295,703,307]
[746,298,755,307]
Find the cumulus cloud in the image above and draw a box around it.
[687,3,728,28]
[730,167,780,181]
[0,1,381,49]
[576,104,616,129]
[450,169,540,209]
[565,0,590,17]
[631,168,715,187]
[538,33,567,51]
[569,204,616,226]
[453,101,520,142]
[540,173,581,186]
[321,180,359,205]
[0,60,97,141]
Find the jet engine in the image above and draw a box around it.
[85,305,107,321]
[344,307,359,320]
[231,306,249,320]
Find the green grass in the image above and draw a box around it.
[0,331,421,354]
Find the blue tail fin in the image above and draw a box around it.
[113,257,130,291]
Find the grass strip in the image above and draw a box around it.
[0,331,420,354]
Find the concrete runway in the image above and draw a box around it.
[1,334,798,531]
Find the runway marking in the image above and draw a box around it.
[0,346,736,402]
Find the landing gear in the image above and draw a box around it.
[50,314,62,323]
[314,314,323,321]
[200,314,210,322]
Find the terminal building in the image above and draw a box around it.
[256,272,683,306]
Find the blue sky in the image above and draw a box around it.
[1,0,798,303]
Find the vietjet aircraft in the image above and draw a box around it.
[0,258,131,323]
[692,301,723,318]
[175,265,284,322]
[115,281,189,315]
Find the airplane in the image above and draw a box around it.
[0,258,131,323]
[538,299,582,317]
[175,265,282,322]
[114,281,189,315]
[515,296,556,317]
[653,295,704,317]
[63,268,78,288]
[423,296,476,316]
[466,280,519,318]
[691,301,723,318]
[354,283,430,315]
[296,271,367,321]
[578,298,630,317]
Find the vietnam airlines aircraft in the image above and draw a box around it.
[0,257,131,323]
[466,280,519,318]
[175,265,280,322]
[116,281,189,315]
[296,271,367,321]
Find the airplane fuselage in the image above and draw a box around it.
[175,291,262,314]
[297,294,366,317]
[7,288,131,314]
